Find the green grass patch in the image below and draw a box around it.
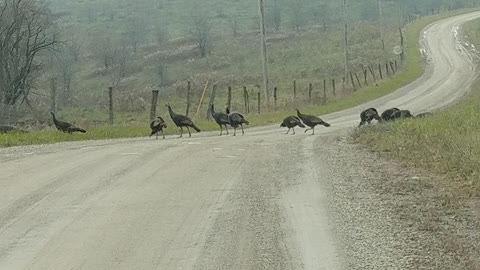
[1,10,474,148]
[352,78,480,199]
[352,83,480,198]
[351,14,480,198]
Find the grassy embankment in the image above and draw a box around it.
[352,15,480,198]
[0,10,470,147]
[351,16,480,268]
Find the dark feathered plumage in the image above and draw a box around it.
[359,108,382,127]
[0,125,28,134]
[391,109,414,120]
[381,108,400,122]
[51,112,86,133]
[226,107,249,136]
[415,112,433,118]
[166,104,200,138]
[150,116,167,139]
[295,109,330,135]
[210,104,230,135]
[280,116,305,135]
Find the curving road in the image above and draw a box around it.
[1,12,479,270]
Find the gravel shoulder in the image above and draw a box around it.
[322,135,480,269]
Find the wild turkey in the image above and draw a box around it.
[0,125,28,134]
[166,104,200,138]
[359,108,382,127]
[226,107,249,136]
[391,109,414,120]
[210,104,230,135]
[51,112,86,133]
[149,116,167,139]
[416,112,433,118]
[280,116,305,135]
[295,109,330,135]
[381,108,400,122]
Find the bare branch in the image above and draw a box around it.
[0,0,58,105]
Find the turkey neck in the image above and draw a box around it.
[167,105,176,117]
[296,110,304,119]
[51,113,59,125]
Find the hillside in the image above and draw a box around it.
[1,0,477,127]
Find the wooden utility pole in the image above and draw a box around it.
[195,81,209,119]
[150,89,159,121]
[293,80,297,101]
[227,86,232,111]
[243,86,249,113]
[343,0,349,79]
[258,0,271,107]
[185,81,191,116]
[399,27,405,64]
[108,87,114,125]
[206,85,217,120]
[378,0,386,57]
[50,78,57,114]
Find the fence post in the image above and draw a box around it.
[195,81,209,119]
[390,62,396,74]
[257,92,261,114]
[349,72,356,90]
[293,80,297,102]
[385,62,390,76]
[323,79,327,104]
[378,63,383,80]
[206,85,217,119]
[332,79,336,96]
[243,86,249,114]
[108,86,114,125]
[363,69,368,86]
[308,83,313,102]
[399,27,405,64]
[369,65,377,82]
[186,81,191,116]
[150,89,159,121]
[227,86,232,112]
[50,78,57,114]
[354,73,362,88]
[273,87,278,110]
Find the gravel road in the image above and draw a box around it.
[1,12,479,270]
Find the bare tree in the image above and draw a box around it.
[153,25,169,45]
[54,47,77,106]
[272,0,281,32]
[90,32,115,70]
[216,8,239,38]
[85,5,97,23]
[0,0,58,106]
[311,2,330,31]
[109,41,130,88]
[123,16,147,54]
[67,34,82,63]
[90,31,131,87]
[189,10,211,58]
[290,0,304,31]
